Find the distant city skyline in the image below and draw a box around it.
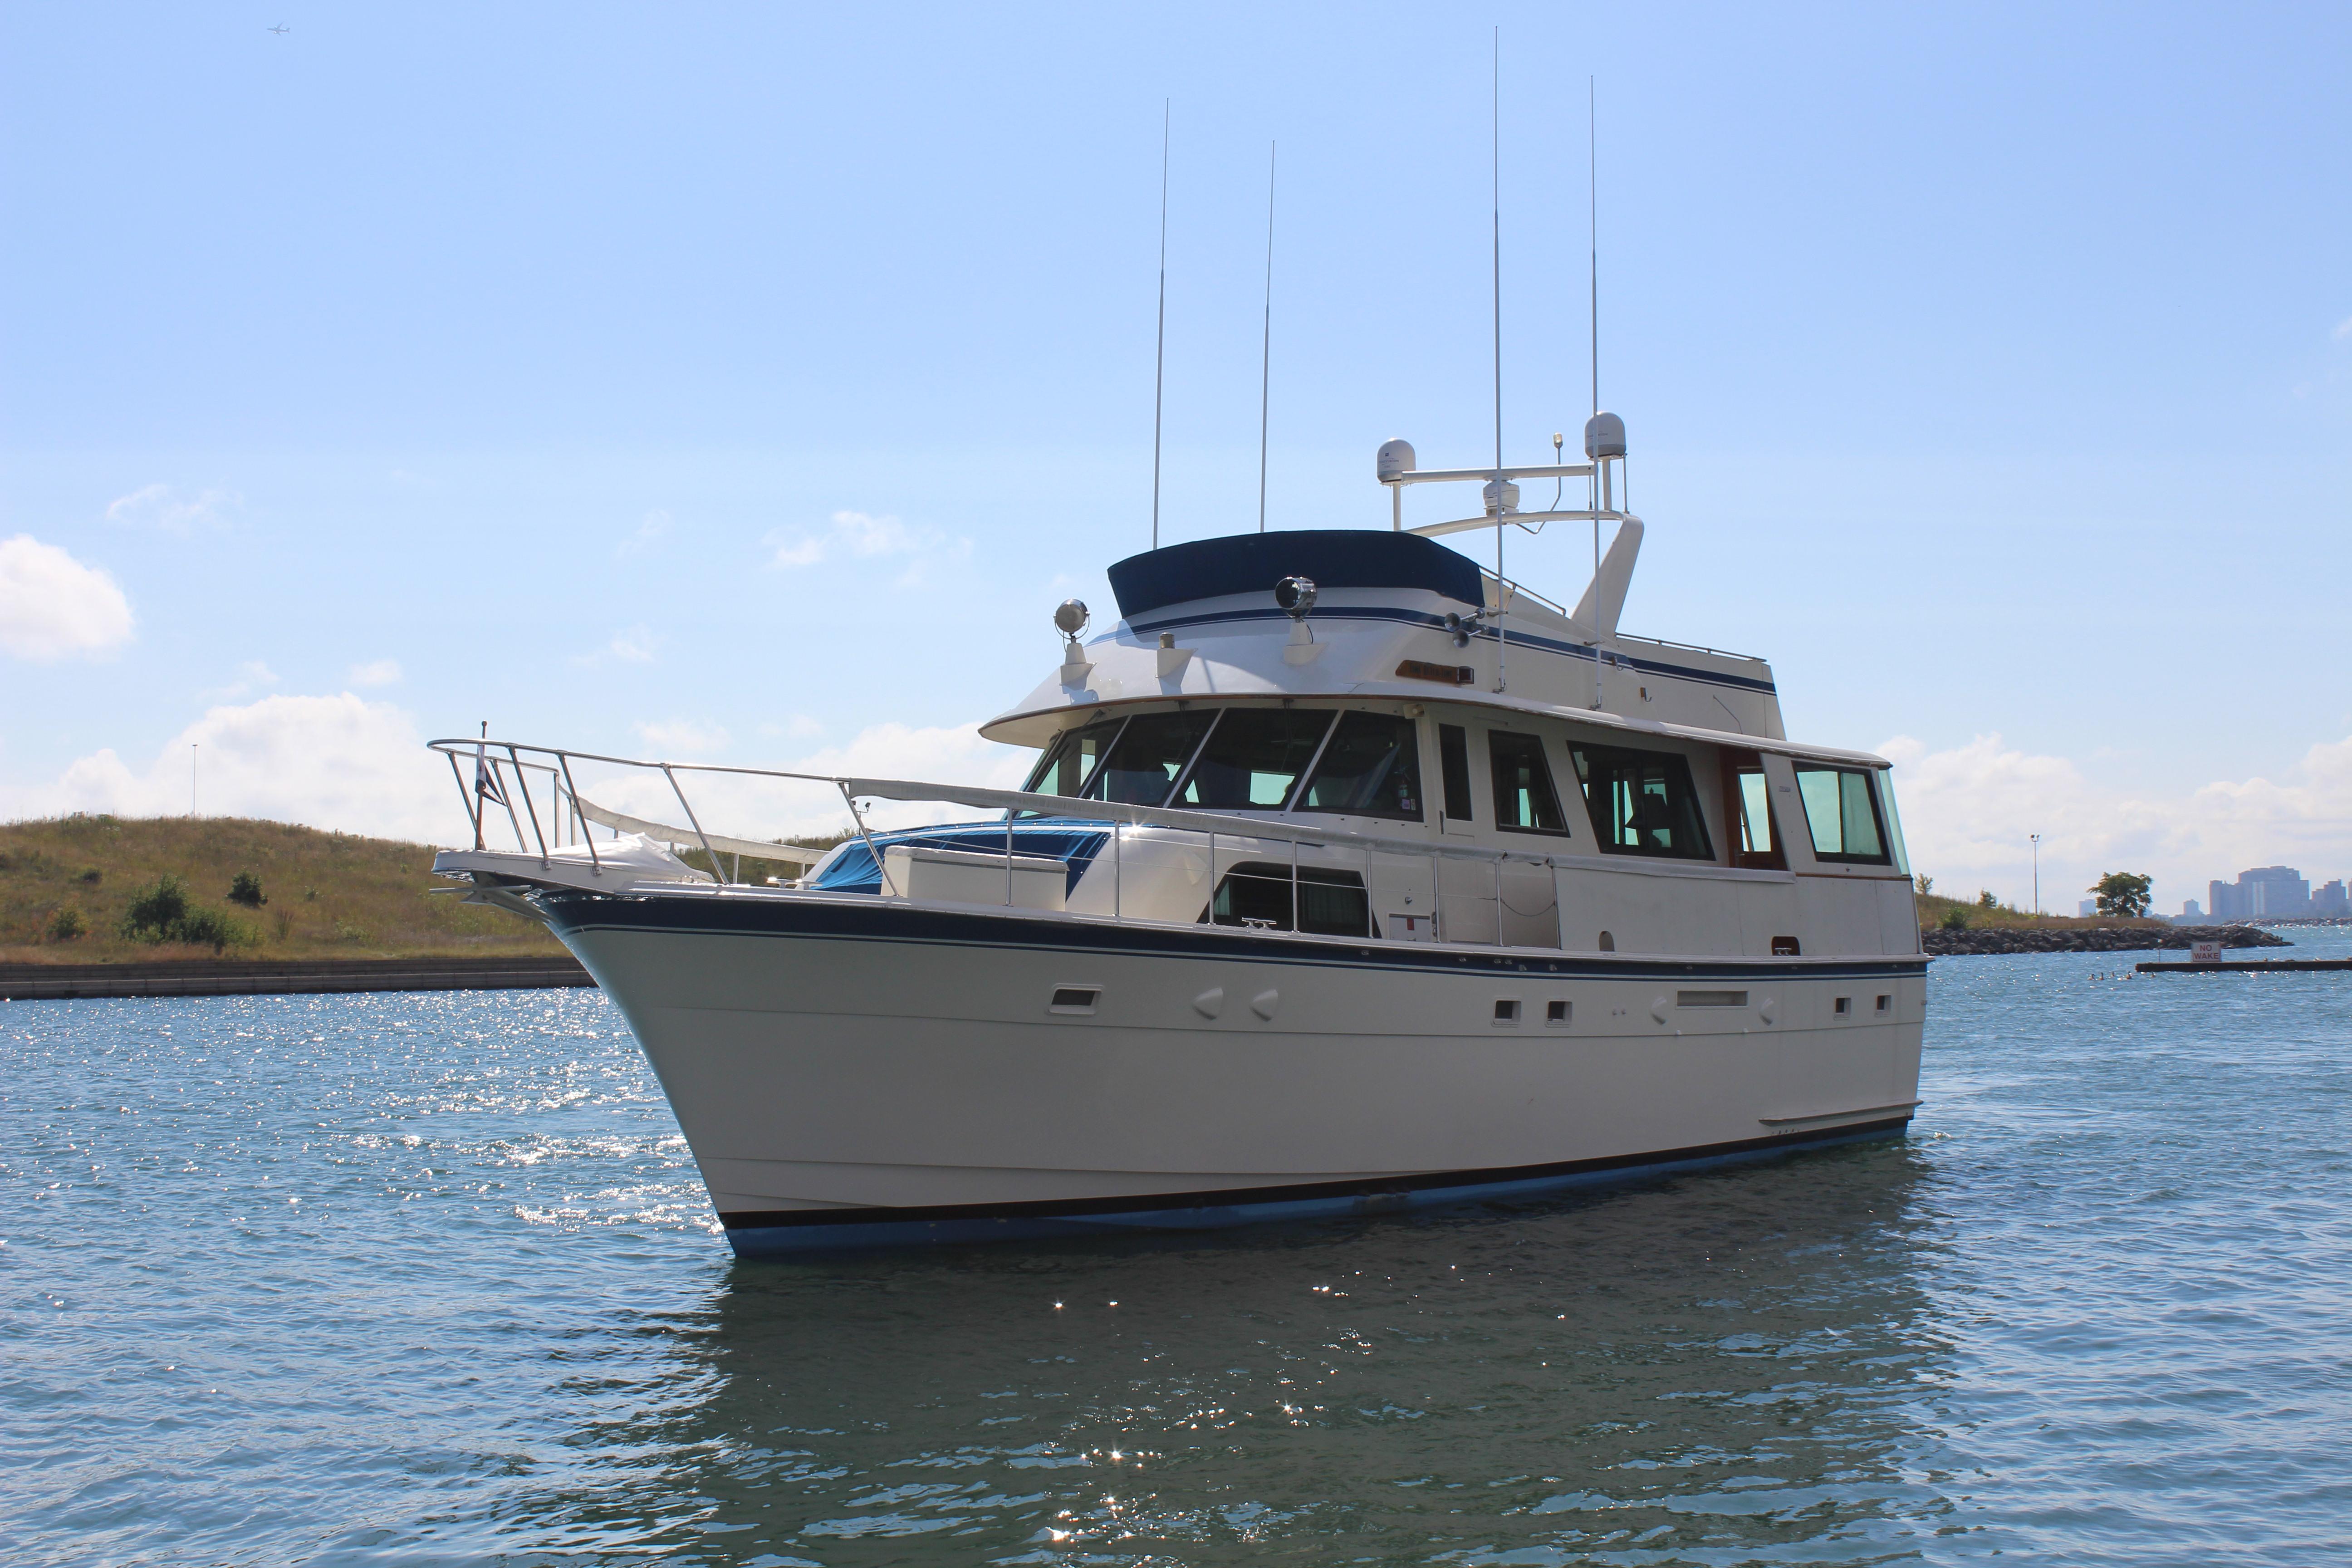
[2179,864,2351,923]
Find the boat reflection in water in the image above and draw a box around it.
[433,419,1926,1254]
[501,1142,1946,1559]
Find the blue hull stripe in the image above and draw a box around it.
[1112,605,1779,696]
[719,1117,1911,1254]
[544,892,1928,984]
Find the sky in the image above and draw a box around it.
[3,2,2348,914]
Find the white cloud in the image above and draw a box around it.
[766,510,971,585]
[633,719,731,756]
[758,715,826,741]
[0,535,136,661]
[1885,730,2352,912]
[0,693,457,844]
[348,658,403,687]
[571,624,663,667]
[2334,314,2352,342]
[200,659,282,702]
[104,483,239,532]
[617,510,673,558]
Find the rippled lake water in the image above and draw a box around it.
[5,935,2351,1566]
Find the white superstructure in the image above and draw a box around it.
[433,430,1923,1253]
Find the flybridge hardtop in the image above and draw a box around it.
[429,414,1924,1254]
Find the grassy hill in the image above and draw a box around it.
[0,815,565,964]
[1915,888,2168,933]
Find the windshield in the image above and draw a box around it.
[1083,710,1218,805]
[1171,710,1334,810]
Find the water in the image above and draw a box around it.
[5,938,2350,1566]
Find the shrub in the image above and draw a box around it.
[228,872,267,908]
[174,907,257,954]
[121,875,191,940]
[1940,907,1970,931]
[78,867,101,884]
[48,907,87,941]
[1976,890,1998,909]
[119,874,256,952]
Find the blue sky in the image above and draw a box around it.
[4,2,2348,909]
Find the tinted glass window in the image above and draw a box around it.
[1296,712,1424,819]
[1793,765,1889,864]
[1083,710,1216,806]
[1024,717,1124,797]
[1489,731,1568,833]
[1736,771,1774,855]
[1208,862,1371,937]
[1439,724,1473,821]
[1572,744,1714,859]
[1172,710,1334,810]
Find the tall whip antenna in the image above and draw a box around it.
[1492,28,1507,693]
[1151,101,1170,550]
[1589,75,1599,419]
[1257,141,1276,534]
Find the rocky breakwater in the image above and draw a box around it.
[1923,923,2290,957]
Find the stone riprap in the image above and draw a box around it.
[1922,924,2290,957]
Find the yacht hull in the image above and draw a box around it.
[545,891,1925,1254]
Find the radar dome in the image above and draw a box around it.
[1583,411,1627,460]
[1376,439,1417,481]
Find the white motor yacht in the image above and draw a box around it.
[434,422,1923,1253]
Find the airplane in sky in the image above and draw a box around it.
[267,23,289,34]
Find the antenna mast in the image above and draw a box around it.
[1492,29,1507,693]
[1257,141,1275,534]
[1151,101,1170,551]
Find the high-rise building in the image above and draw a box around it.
[2315,880,2350,916]
[2178,898,2205,921]
[2208,867,2312,920]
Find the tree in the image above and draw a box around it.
[1977,889,1998,909]
[2092,871,2153,919]
[1914,874,1935,897]
[228,872,267,907]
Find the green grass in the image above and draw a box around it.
[1915,889,2166,932]
[0,814,565,964]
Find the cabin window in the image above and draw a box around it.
[1295,712,1424,820]
[1171,709,1333,811]
[1571,743,1714,860]
[1025,716,1125,797]
[1207,861,1372,936]
[1439,724,1474,822]
[1720,750,1785,871]
[1793,764,1891,865]
[1489,731,1569,835]
[1083,710,1217,806]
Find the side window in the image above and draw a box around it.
[1296,712,1424,820]
[1720,749,1785,871]
[1571,743,1714,860]
[1024,716,1124,797]
[1207,862,1371,936]
[1171,709,1333,810]
[1438,724,1473,822]
[1793,765,1891,865]
[1083,710,1216,806]
[1488,731,1568,834]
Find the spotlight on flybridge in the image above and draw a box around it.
[1274,576,1318,619]
[1376,439,1416,480]
[1583,411,1627,460]
[1054,599,1089,638]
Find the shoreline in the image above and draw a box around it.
[0,955,593,1001]
[1923,923,2291,957]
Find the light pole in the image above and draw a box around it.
[2030,833,2042,919]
